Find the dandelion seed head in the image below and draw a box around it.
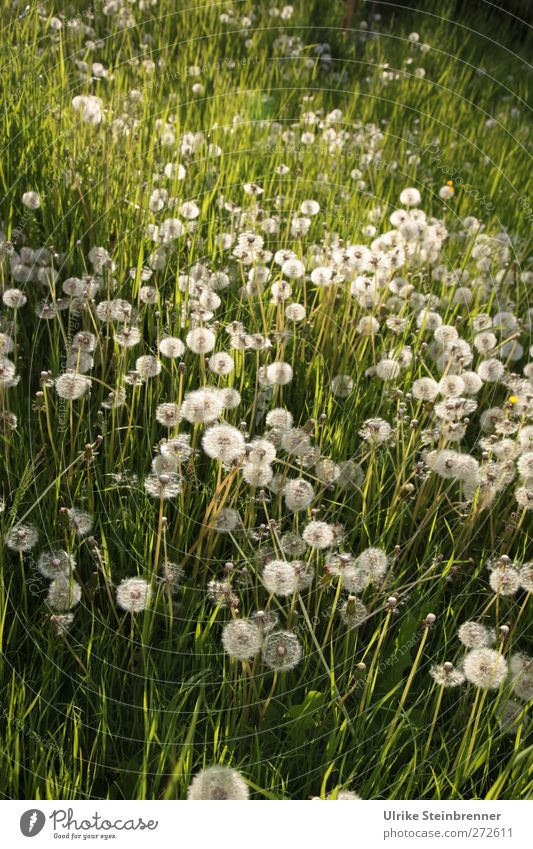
[356,547,389,582]
[202,424,246,464]
[38,550,75,579]
[429,663,465,687]
[186,327,216,354]
[187,766,249,800]
[458,621,495,649]
[359,418,392,445]
[518,562,533,592]
[266,361,293,385]
[212,508,240,533]
[281,478,313,513]
[135,355,162,378]
[47,577,82,612]
[509,653,533,701]
[5,523,38,552]
[266,408,293,430]
[331,374,353,398]
[55,371,91,400]
[489,565,520,596]
[144,472,182,499]
[116,577,151,612]
[248,438,276,465]
[66,508,93,536]
[302,521,334,549]
[477,358,505,383]
[339,596,368,629]
[207,351,234,375]
[159,336,185,358]
[155,403,181,428]
[463,648,508,689]
[399,187,421,207]
[262,630,302,671]
[22,191,41,209]
[222,619,262,660]
[242,462,273,487]
[263,560,300,596]
[181,388,224,424]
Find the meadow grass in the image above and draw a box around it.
[0,0,531,800]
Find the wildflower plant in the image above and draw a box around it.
[0,0,531,804]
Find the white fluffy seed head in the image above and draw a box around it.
[266,361,293,385]
[477,358,505,383]
[463,648,508,690]
[355,547,389,582]
[159,336,185,358]
[202,424,245,463]
[38,550,75,579]
[458,621,494,649]
[47,577,82,611]
[283,478,314,512]
[181,388,224,424]
[222,619,262,660]
[263,560,299,596]
[302,521,335,549]
[412,377,439,401]
[488,566,520,596]
[262,630,302,671]
[266,408,293,430]
[248,438,276,465]
[187,766,249,800]
[242,462,273,487]
[207,351,234,375]
[116,577,151,612]
[186,327,216,354]
[55,371,91,400]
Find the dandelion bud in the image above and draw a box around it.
[424,613,437,626]
[386,596,398,609]
[499,625,510,638]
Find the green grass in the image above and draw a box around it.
[0,0,531,800]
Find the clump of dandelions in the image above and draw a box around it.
[187,765,249,800]
[222,619,262,661]
[116,578,151,612]
[462,648,508,690]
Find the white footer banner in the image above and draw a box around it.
[1,800,530,848]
